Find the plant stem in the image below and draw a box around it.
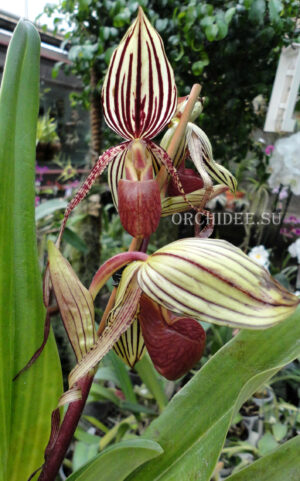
[157,83,202,192]
[38,374,93,481]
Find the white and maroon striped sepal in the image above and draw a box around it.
[102,7,177,141]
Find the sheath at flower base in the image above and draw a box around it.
[65,238,299,390]
[57,8,178,242]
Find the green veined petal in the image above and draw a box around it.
[161,185,226,216]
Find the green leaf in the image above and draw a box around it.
[90,383,121,406]
[106,350,137,403]
[104,46,116,65]
[225,7,236,24]
[135,354,168,412]
[64,227,88,253]
[200,16,214,28]
[272,422,288,441]
[126,307,300,481]
[249,0,266,24]
[35,198,68,221]
[216,20,228,39]
[0,20,62,480]
[205,23,219,42]
[269,0,283,24]
[73,441,99,472]
[75,426,101,445]
[226,435,300,481]
[192,59,210,75]
[66,439,163,481]
[155,19,168,31]
[257,432,278,456]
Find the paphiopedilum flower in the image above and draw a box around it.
[161,97,237,195]
[57,8,180,242]
[47,238,298,391]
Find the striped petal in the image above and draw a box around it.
[113,318,145,368]
[48,241,96,361]
[187,123,237,193]
[57,142,129,246]
[69,263,142,387]
[109,261,145,368]
[137,238,299,329]
[161,185,227,217]
[102,7,177,140]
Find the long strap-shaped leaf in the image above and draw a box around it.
[65,439,163,481]
[226,434,300,481]
[126,307,300,481]
[0,21,62,480]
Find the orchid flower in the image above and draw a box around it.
[47,237,299,395]
[162,97,237,193]
[57,8,181,242]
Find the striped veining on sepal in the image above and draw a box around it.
[137,238,299,329]
[102,7,177,141]
[47,241,96,361]
[68,263,142,388]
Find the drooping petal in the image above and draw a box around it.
[161,185,227,217]
[118,178,161,238]
[187,123,237,193]
[102,7,177,140]
[69,263,142,387]
[138,295,206,380]
[57,142,129,245]
[137,238,299,329]
[47,241,96,361]
[89,251,147,300]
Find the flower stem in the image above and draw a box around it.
[38,374,94,481]
[157,83,202,191]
